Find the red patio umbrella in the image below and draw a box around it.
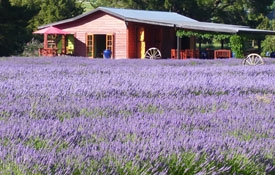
[33,26,69,55]
[33,26,69,35]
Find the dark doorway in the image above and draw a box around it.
[94,35,106,58]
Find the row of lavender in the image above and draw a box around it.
[1,57,275,174]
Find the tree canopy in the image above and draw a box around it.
[10,0,84,29]
[0,0,34,56]
[0,0,83,56]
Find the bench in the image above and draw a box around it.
[171,49,199,59]
[214,49,231,59]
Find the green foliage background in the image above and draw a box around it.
[0,0,83,56]
[258,18,275,56]
[229,35,244,58]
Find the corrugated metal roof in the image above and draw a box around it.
[38,7,275,35]
[99,7,197,23]
[38,7,197,29]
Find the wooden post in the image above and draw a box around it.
[62,35,66,54]
[198,38,202,53]
[44,34,48,48]
[257,39,261,54]
[177,36,180,59]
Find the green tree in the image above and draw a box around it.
[1,0,84,56]
[31,0,84,28]
[165,0,273,27]
[10,0,84,29]
[258,1,275,56]
[0,0,33,56]
[258,18,275,55]
[90,0,166,10]
[229,34,244,58]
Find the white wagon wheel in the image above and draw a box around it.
[242,53,264,66]
[145,47,162,59]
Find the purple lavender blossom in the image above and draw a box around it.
[0,57,275,174]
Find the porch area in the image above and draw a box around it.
[171,49,231,59]
[33,26,74,57]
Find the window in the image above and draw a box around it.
[86,34,94,57]
[106,34,114,55]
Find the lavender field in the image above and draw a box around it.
[1,57,275,174]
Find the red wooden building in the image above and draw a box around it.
[36,7,275,59]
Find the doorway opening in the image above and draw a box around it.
[94,35,106,58]
[86,34,114,58]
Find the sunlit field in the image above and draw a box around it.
[1,57,275,174]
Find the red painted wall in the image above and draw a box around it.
[57,11,127,58]
[56,11,178,59]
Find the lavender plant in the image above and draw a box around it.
[0,57,275,174]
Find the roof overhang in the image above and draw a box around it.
[236,28,275,35]
[125,18,175,28]
[174,21,275,35]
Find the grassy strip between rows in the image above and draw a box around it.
[0,150,271,174]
